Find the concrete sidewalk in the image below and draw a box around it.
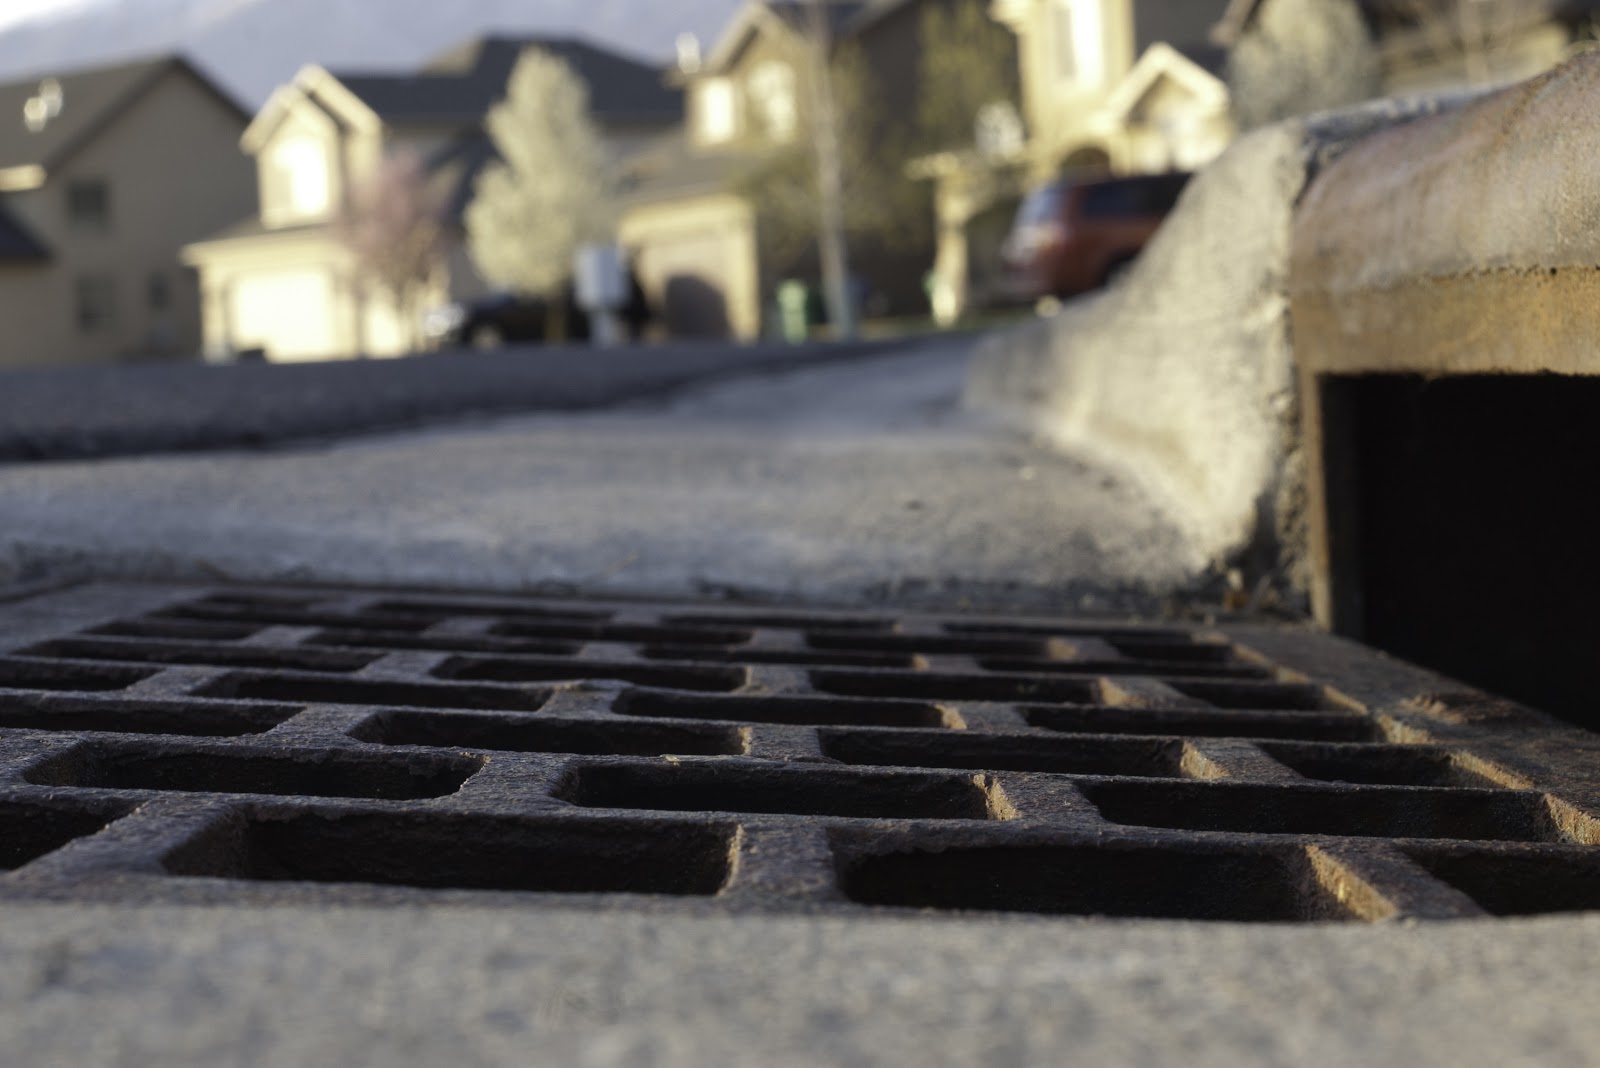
[0,342,1204,613]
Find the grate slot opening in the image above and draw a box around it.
[807,633,1049,656]
[1107,638,1241,663]
[436,656,746,693]
[1169,681,1337,711]
[158,604,437,633]
[978,658,1270,680]
[1081,780,1565,842]
[615,690,948,728]
[1405,849,1600,916]
[1024,706,1379,741]
[0,658,153,692]
[489,621,752,645]
[194,593,324,609]
[1259,743,1506,789]
[87,619,264,642]
[166,813,732,897]
[663,613,894,632]
[943,622,1194,640]
[0,695,299,737]
[306,630,582,658]
[20,638,380,674]
[639,645,917,669]
[27,744,482,800]
[811,669,1096,704]
[556,763,995,820]
[821,729,1186,777]
[353,710,745,757]
[197,672,548,712]
[839,842,1354,922]
[0,799,128,871]
[365,599,614,622]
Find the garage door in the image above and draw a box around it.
[230,270,337,361]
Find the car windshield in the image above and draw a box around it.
[1080,174,1192,219]
[1014,184,1064,229]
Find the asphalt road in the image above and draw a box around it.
[0,341,1202,612]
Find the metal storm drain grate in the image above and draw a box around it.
[3,581,1600,922]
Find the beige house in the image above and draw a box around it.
[0,57,257,368]
[921,0,1233,319]
[620,0,965,341]
[184,37,681,362]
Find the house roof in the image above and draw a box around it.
[328,36,682,127]
[698,0,875,75]
[0,55,248,175]
[616,133,766,208]
[0,203,49,263]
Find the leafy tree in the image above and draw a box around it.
[337,149,446,350]
[916,0,1021,154]
[467,47,614,299]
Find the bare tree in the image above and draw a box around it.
[1227,0,1383,129]
[806,0,856,339]
[1372,0,1554,85]
[466,47,614,306]
[337,149,446,350]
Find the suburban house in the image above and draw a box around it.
[619,0,990,341]
[1213,0,1600,96]
[0,57,257,368]
[183,36,681,362]
[919,0,1234,321]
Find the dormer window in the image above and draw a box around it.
[749,62,797,142]
[271,135,330,219]
[699,77,738,144]
[1052,0,1104,88]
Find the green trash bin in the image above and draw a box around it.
[777,279,811,344]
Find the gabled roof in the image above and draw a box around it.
[1133,0,1235,58]
[0,203,49,263]
[0,56,248,178]
[332,36,681,127]
[698,0,871,75]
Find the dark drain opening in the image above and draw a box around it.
[1259,743,1506,789]
[435,656,746,692]
[1322,374,1600,730]
[22,638,380,674]
[821,729,1186,777]
[556,763,997,820]
[27,745,483,800]
[198,672,549,712]
[0,659,153,692]
[0,696,299,737]
[839,843,1353,922]
[1024,706,1380,741]
[353,709,745,757]
[1082,780,1565,842]
[1406,848,1600,916]
[811,669,1097,704]
[166,813,733,897]
[615,690,950,728]
[0,800,128,870]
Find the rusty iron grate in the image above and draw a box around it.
[3,581,1600,922]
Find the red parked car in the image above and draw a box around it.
[998,172,1191,304]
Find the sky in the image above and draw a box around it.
[0,0,99,32]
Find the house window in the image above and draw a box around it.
[66,179,110,232]
[148,271,171,312]
[749,62,797,142]
[75,275,115,332]
[271,136,331,218]
[699,77,738,143]
[1052,0,1104,88]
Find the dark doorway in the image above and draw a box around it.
[1325,374,1600,729]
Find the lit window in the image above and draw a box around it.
[272,136,330,218]
[749,62,797,142]
[700,78,737,143]
[1053,0,1104,87]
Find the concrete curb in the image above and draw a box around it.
[0,337,924,463]
[963,91,1479,594]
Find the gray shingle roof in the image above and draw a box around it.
[331,36,682,127]
[0,56,246,173]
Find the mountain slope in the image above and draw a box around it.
[0,0,743,105]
